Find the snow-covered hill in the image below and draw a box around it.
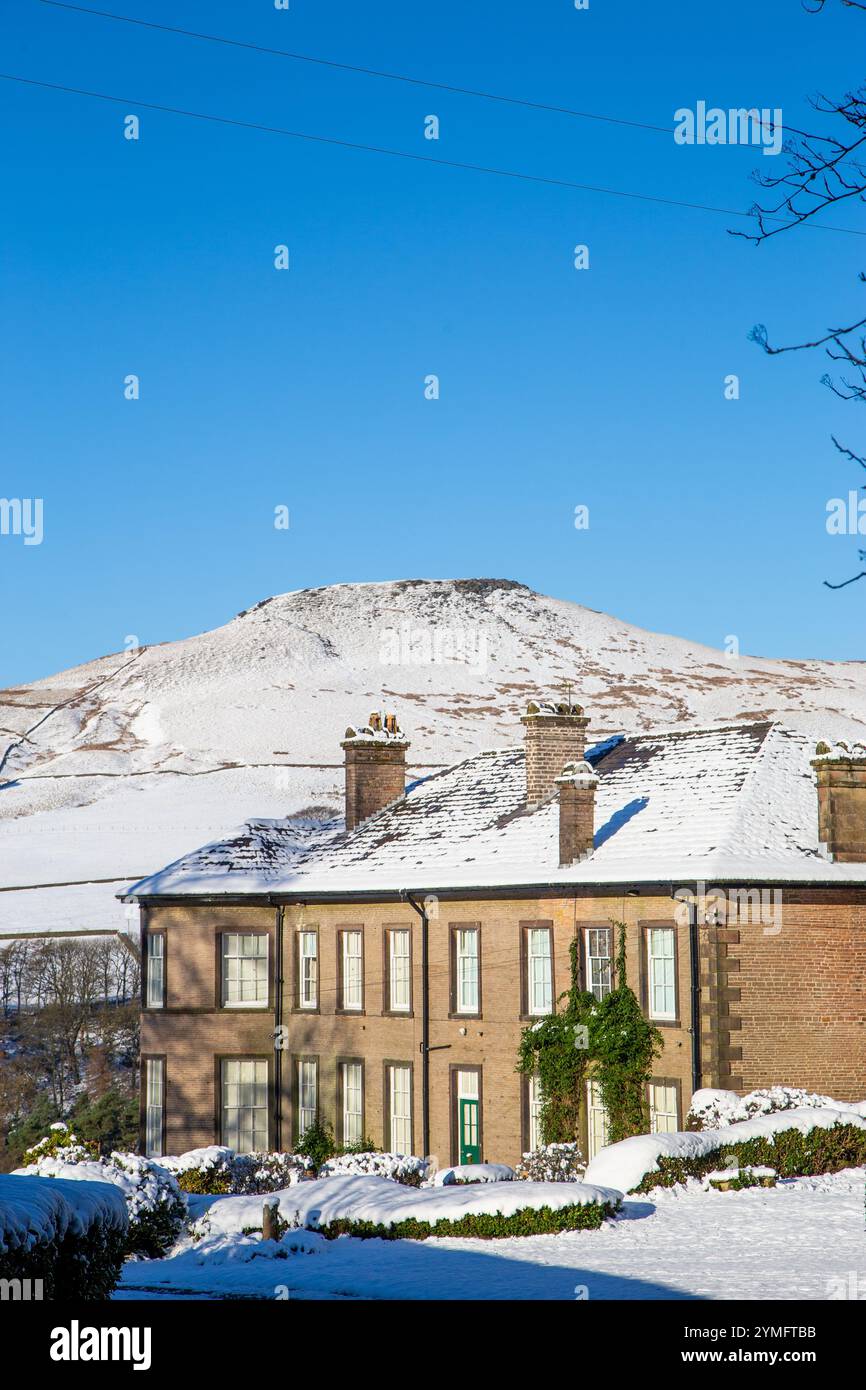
[3,577,866,937]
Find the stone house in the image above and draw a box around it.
[124,704,866,1166]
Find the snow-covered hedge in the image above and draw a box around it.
[319,1151,428,1186]
[430,1163,513,1186]
[161,1146,315,1194]
[585,1106,866,1194]
[688,1086,866,1131]
[16,1129,186,1257]
[514,1143,586,1183]
[0,1173,128,1299]
[190,1173,621,1242]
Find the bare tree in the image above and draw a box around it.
[734,1,866,586]
[0,935,141,1128]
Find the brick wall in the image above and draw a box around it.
[141,904,275,1154]
[341,742,407,830]
[143,893,695,1164]
[142,887,866,1161]
[520,712,590,806]
[728,891,866,1098]
[557,776,596,864]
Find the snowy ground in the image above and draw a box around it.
[116,1168,866,1302]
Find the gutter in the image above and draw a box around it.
[121,874,866,907]
[402,891,430,1157]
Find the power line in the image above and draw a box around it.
[39,0,672,135]
[2,72,864,235]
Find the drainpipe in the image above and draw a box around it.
[403,892,430,1156]
[273,905,284,1151]
[665,885,701,1097]
[685,895,702,1096]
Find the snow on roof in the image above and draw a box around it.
[126,815,342,897]
[125,721,866,899]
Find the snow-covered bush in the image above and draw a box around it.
[318,1151,428,1186]
[244,1151,317,1191]
[0,1173,128,1299]
[163,1147,315,1195]
[105,1153,187,1256]
[16,1138,186,1257]
[430,1164,513,1186]
[159,1146,237,1193]
[514,1142,586,1182]
[687,1087,866,1130]
[22,1121,97,1165]
[585,1105,866,1193]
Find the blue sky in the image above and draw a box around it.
[2,0,865,684]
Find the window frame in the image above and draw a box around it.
[336,926,365,1014]
[449,922,482,1018]
[217,1054,271,1154]
[143,930,166,1010]
[383,1059,414,1155]
[520,921,555,1020]
[218,930,270,1011]
[580,923,614,1002]
[337,1056,365,1148]
[383,925,413,1016]
[585,1078,610,1161]
[521,1071,543,1154]
[648,1077,682,1134]
[141,1054,165,1157]
[294,927,319,1013]
[640,922,680,1025]
[294,1054,320,1146]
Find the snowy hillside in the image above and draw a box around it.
[3,576,866,937]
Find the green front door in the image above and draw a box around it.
[459,1098,480,1164]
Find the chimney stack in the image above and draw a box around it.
[811,740,866,862]
[341,712,409,831]
[556,761,598,865]
[521,698,590,807]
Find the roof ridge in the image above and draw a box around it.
[711,721,792,860]
[625,717,778,744]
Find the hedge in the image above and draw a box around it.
[312,1199,619,1241]
[0,1219,127,1300]
[633,1122,866,1193]
[0,1176,127,1300]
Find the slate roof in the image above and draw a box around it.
[124,720,866,899]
